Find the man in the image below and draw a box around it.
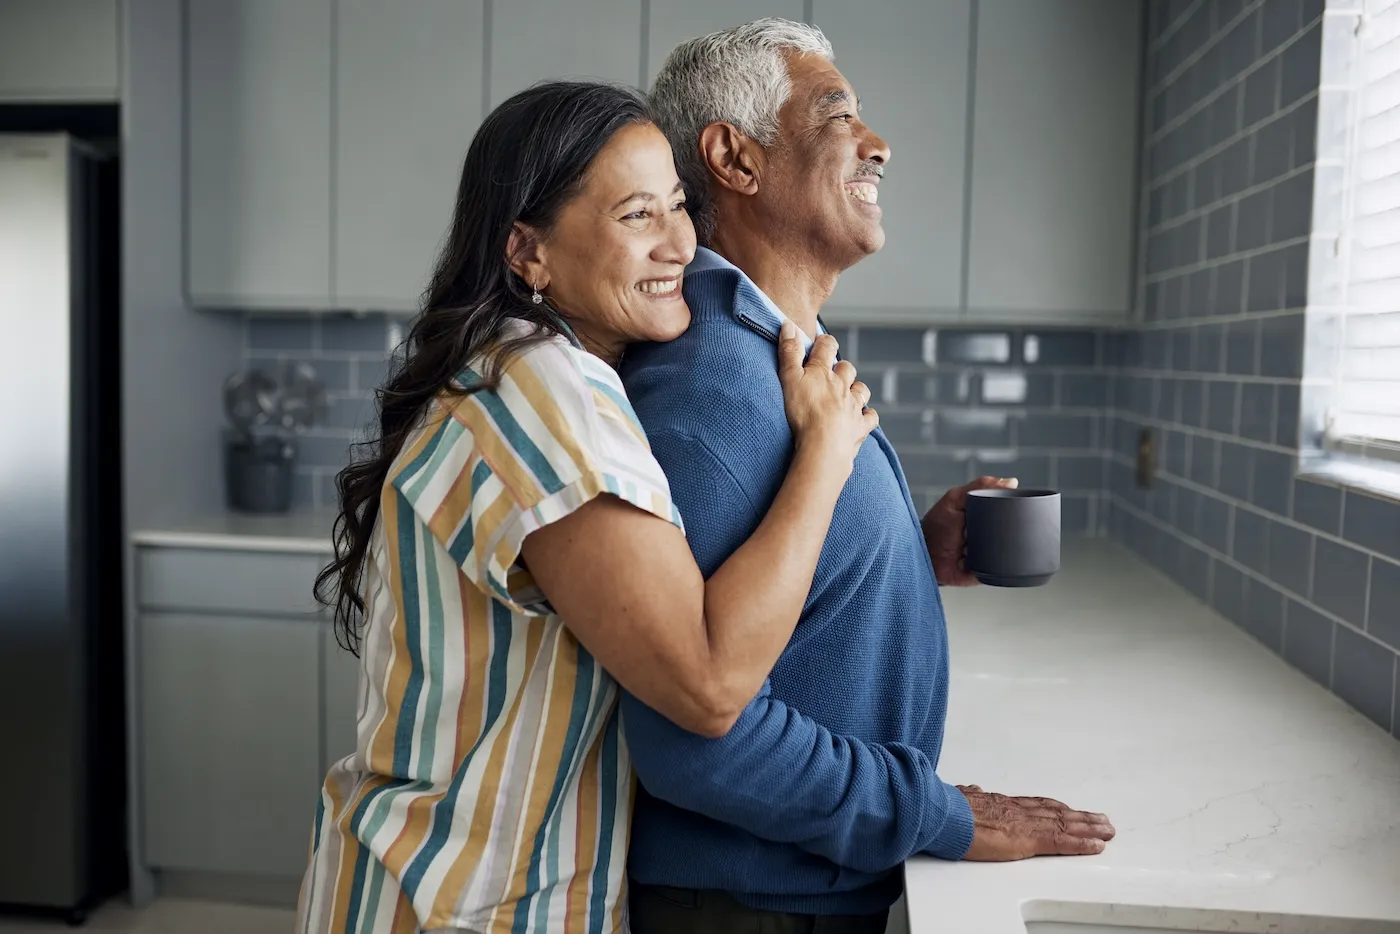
[617,19,1115,934]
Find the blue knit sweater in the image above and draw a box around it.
[617,250,976,917]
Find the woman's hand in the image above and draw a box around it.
[778,322,878,473]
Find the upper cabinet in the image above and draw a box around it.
[814,0,971,317]
[186,0,334,310]
[334,0,485,313]
[965,0,1142,321]
[0,0,121,102]
[646,0,803,87]
[489,0,642,109]
[179,0,1142,323]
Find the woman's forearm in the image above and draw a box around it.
[697,441,851,725]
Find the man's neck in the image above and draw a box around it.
[706,228,837,339]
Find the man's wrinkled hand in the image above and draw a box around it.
[921,476,1018,587]
[957,785,1116,861]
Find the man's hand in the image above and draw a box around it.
[957,785,1116,861]
[922,476,1019,586]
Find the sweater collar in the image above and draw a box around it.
[686,247,820,347]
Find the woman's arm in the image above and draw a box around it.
[520,325,873,738]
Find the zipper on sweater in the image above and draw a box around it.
[738,312,844,362]
[737,313,778,344]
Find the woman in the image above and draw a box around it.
[297,81,876,934]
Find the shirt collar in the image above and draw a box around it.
[686,247,822,347]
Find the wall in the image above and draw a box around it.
[249,317,1114,529]
[241,314,394,510]
[1109,0,1400,739]
[121,0,246,903]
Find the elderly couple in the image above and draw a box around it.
[296,18,1114,934]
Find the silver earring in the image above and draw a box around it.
[531,281,543,305]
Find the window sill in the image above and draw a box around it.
[1297,451,1400,503]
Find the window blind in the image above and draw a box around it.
[1330,0,1400,451]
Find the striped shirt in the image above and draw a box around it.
[297,324,683,934]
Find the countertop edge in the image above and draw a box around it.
[130,530,334,554]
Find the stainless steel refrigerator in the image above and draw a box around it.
[0,133,126,923]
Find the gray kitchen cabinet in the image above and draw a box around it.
[140,611,322,878]
[334,0,485,313]
[645,0,804,87]
[965,0,1141,321]
[0,0,121,102]
[812,0,971,318]
[322,625,362,772]
[489,0,642,109]
[185,0,334,310]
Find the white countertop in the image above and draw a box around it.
[906,540,1400,933]
[130,510,338,554]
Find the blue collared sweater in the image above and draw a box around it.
[616,251,976,917]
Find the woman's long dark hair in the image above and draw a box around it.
[317,81,654,654]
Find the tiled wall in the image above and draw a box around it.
[825,324,1113,534]
[1110,0,1400,738]
[243,314,1114,534]
[242,314,394,510]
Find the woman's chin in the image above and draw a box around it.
[639,304,692,345]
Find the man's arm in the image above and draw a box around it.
[621,682,975,870]
[622,427,976,870]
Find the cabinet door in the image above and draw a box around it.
[186,0,333,309]
[335,0,485,312]
[141,613,322,878]
[321,625,362,772]
[489,0,642,109]
[966,0,1141,320]
[645,0,804,88]
[813,0,971,315]
[0,0,120,102]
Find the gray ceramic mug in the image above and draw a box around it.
[964,489,1062,587]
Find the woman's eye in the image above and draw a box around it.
[622,210,647,221]
[671,201,687,213]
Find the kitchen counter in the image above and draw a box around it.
[130,509,338,553]
[906,540,1400,933]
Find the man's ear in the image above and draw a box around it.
[506,222,548,291]
[698,122,764,198]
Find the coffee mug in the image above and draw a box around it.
[964,489,1061,587]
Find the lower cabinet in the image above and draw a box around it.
[140,611,322,878]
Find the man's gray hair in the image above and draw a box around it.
[650,18,834,244]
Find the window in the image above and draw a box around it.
[1303,0,1400,494]
[1330,0,1400,453]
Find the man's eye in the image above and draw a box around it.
[833,113,854,122]
[623,210,647,221]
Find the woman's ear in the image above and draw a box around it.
[699,122,764,197]
[506,222,548,291]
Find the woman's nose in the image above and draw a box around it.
[654,210,697,266]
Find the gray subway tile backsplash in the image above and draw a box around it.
[1342,492,1400,562]
[1333,626,1396,733]
[1369,559,1400,652]
[1292,479,1342,535]
[1267,518,1313,598]
[1311,538,1370,629]
[248,316,314,351]
[1207,380,1240,435]
[1283,599,1335,687]
[1225,319,1259,375]
[1238,382,1275,443]
[860,327,931,363]
[1243,576,1287,653]
[1233,507,1270,574]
